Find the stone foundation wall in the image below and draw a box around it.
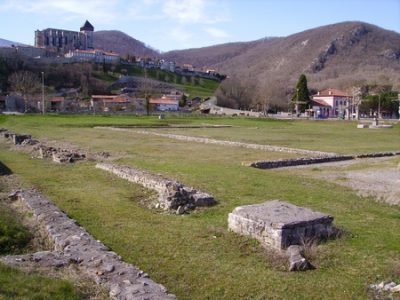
[134,130,337,157]
[1,128,86,163]
[248,151,400,169]
[248,156,354,169]
[96,163,216,212]
[98,127,336,157]
[1,189,176,300]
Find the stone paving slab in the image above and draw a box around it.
[228,200,334,250]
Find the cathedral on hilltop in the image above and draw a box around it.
[34,20,94,53]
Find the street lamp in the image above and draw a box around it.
[41,72,45,114]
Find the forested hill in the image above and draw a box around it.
[162,21,400,107]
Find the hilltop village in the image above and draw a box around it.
[0,20,399,119]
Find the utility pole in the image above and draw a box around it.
[378,94,381,119]
[41,72,45,114]
[398,93,400,120]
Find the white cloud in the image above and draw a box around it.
[204,27,229,38]
[0,0,118,24]
[168,27,193,44]
[162,0,229,24]
[162,0,205,23]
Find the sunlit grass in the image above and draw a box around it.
[0,115,399,299]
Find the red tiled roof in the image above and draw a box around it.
[50,96,65,102]
[313,88,350,97]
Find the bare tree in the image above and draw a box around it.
[349,86,363,120]
[8,71,41,112]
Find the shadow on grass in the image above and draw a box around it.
[0,161,12,176]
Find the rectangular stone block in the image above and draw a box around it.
[228,200,334,250]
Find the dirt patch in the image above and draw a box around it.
[321,167,400,205]
[294,157,400,205]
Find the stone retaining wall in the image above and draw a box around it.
[1,189,176,300]
[96,163,216,212]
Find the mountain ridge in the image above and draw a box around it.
[160,21,400,107]
[0,38,26,47]
[93,30,159,58]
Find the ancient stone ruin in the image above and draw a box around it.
[37,145,86,163]
[228,200,334,271]
[247,151,400,169]
[0,128,86,163]
[1,189,176,300]
[96,163,216,213]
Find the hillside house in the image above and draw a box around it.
[49,96,65,112]
[65,49,120,63]
[150,95,180,111]
[311,88,351,118]
[91,94,131,112]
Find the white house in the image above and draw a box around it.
[311,88,351,118]
[65,49,120,63]
[150,95,179,111]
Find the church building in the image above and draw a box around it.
[34,20,94,53]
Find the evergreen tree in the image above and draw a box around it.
[292,74,310,114]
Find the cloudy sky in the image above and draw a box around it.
[0,0,399,52]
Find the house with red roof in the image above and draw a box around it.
[311,88,351,118]
[91,94,132,112]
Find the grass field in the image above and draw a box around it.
[0,114,399,299]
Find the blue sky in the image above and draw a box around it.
[0,0,399,52]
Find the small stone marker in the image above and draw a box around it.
[228,200,333,250]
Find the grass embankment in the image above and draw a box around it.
[0,168,83,299]
[113,64,220,98]
[0,115,399,299]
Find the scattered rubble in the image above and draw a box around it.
[287,245,314,272]
[96,163,216,212]
[369,281,400,299]
[1,189,176,300]
[1,128,87,163]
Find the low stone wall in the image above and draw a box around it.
[1,189,176,300]
[96,163,216,213]
[97,127,337,157]
[248,156,354,169]
[355,151,400,158]
[134,131,337,157]
[248,151,400,169]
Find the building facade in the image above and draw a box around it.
[311,88,351,118]
[65,49,120,63]
[35,20,94,53]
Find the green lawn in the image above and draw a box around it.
[0,115,399,299]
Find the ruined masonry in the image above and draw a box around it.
[228,200,334,250]
[1,189,176,300]
[96,163,216,212]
